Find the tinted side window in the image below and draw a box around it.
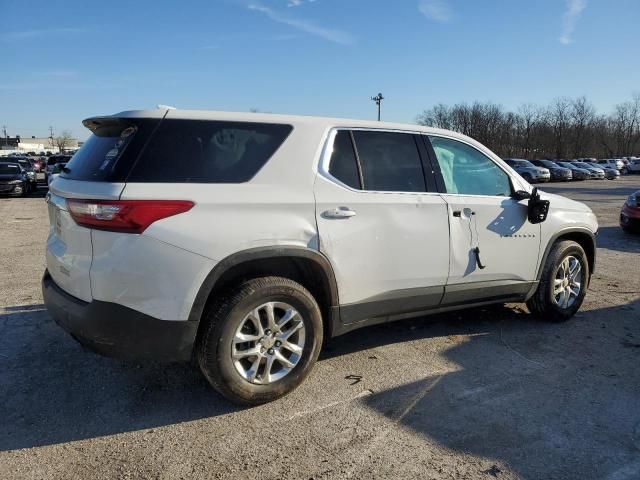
[128,120,292,183]
[328,130,361,189]
[429,136,511,196]
[352,131,426,192]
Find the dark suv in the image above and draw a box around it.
[0,162,29,196]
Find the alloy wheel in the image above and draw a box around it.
[553,255,582,309]
[231,302,305,385]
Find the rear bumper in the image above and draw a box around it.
[42,270,198,362]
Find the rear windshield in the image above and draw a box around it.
[0,164,21,175]
[61,119,159,182]
[126,119,293,183]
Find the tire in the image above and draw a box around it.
[526,240,589,322]
[197,276,323,405]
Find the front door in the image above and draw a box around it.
[425,135,541,304]
[314,129,450,323]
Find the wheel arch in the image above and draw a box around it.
[536,228,596,281]
[189,246,340,339]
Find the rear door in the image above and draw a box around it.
[424,135,540,304]
[45,117,160,301]
[314,129,450,323]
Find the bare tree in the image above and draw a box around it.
[570,96,595,158]
[50,130,74,153]
[416,93,640,159]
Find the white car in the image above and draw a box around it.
[43,109,598,404]
[626,158,640,173]
[597,158,625,171]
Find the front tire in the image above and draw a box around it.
[197,276,323,405]
[527,240,589,322]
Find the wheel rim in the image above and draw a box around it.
[553,255,583,309]
[231,302,306,385]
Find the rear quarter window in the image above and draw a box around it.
[127,120,293,183]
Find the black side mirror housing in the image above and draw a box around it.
[513,190,531,201]
[527,187,550,224]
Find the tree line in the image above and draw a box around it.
[416,94,640,160]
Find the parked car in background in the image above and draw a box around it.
[556,161,590,180]
[503,159,551,183]
[28,158,43,172]
[585,162,619,180]
[570,161,605,179]
[45,154,72,181]
[597,158,624,172]
[620,190,640,233]
[0,161,29,196]
[42,109,598,405]
[530,160,572,182]
[626,158,640,174]
[47,163,67,188]
[1,158,37,194]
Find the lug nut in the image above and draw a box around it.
[275,341,282,347]
[265,329,272,336]
[260,347,265,353]
[268,348,275,355]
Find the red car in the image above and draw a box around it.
[620,190,640,233]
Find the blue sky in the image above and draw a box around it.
[1,0,639,140]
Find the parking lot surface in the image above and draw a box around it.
[1,177,639,480]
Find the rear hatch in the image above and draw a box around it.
[45,114,162,301]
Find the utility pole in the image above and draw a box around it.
[2,125,7,146]
[371,93,384,121]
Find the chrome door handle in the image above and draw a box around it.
[322,207,356,219]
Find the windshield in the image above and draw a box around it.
[507,159,535,168]
[52,163,67,174]
[0,164,21,175]
[539,160,557,167]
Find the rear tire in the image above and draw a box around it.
[197,276,323,405]
[526,240,589,322]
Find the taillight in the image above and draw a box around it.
[66,199,194,234]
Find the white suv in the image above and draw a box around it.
[43,109,598,404]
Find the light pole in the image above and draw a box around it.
[371,93,384,121]
[2,125,7,146]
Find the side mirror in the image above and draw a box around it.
[513,190,531,201]
[527,187,550,224]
